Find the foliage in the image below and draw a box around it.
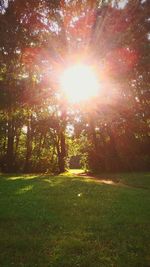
[0,0,149,173]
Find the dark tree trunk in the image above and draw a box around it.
[55,132,66,173]
[107,126,121,172]
[24,113,32,172]
[56,104,67,173]
[59,130,66,172]
[14,128,21,158]
[6,117,14,172]
[36,133,43,160]
[89,119,98,153]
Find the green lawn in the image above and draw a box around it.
[0,172,150,267]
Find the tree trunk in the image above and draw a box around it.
[6,117,14,172]
[24,113,32,172]
[56,103,67,173]
[89,119,98,153]
[59,130,66,172]
[107,126,121,172]
[55,133,66,173]
[14,128,21,158]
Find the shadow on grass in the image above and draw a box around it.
[0,173,150,267]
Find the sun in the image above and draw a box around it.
[61,64,99,103]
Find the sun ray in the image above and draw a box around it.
[61,64,99,103]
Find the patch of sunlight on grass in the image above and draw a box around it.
[43,178,58,186]
[61,169,85,177]
[99,180,115,185]
[16,185,33,194]
[69,169,85,174]
[7,175,38,180]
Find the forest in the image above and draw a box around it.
[0,0,149,173]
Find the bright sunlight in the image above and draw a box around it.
[61,64,99,103]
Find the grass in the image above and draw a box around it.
[0,171,150,267]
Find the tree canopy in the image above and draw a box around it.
[0,0,149,173]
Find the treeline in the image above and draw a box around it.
[0,0,149,173]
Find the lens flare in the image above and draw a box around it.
[61,64,99,103]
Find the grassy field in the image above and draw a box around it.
[0,172,150,267]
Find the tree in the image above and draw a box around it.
[0,0,149,173]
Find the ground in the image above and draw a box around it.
[0,171,150,267]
